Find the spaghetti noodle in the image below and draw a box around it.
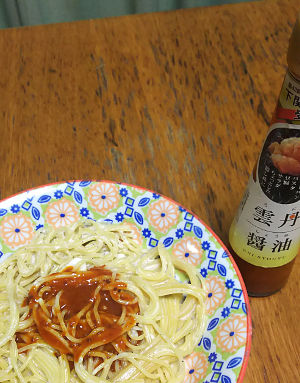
[0,220,207,382]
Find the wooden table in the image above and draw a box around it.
[0,0,299,381]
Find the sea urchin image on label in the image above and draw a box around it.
[258,123,300,204]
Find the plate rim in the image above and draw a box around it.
[0,179,252,382]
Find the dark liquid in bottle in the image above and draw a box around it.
[229,245,296,296]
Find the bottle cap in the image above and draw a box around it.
[287,14,300,79]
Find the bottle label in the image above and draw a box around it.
[274,71,300,124]
[229,122,300,267]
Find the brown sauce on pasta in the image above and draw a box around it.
[16,267,139,363]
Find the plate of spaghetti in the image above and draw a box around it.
[0,181,251,383]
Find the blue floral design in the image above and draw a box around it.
[142,228,151,238]
[152,193,160,199]
[225,279,235,289]
[119,188,128,197]
[221,307,230,318]
[208,352,217,363]
[115,212,124,222]
[175,228,184,239]
[54,190,63,199]
[179,206,186,212]
[198,337,203,346]
[11,204,20,214]
[202,241,210,250]
[200,268,207,278]
[80,208,89,217]
[36,224,44,231]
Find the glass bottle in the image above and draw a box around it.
[229,15,300,297]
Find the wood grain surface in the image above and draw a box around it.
[0,0,299,381]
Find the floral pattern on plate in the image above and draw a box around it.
[88,182,120,215]
[216,314,247,353]
[148,199,179,233]
[45,198,79,228]
[173,237,203,266]
[205,276,227,315]
[0,213,34,249]
[184,352,209,383]
[0,181,251,383]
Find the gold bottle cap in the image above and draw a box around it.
[287,14,300,79]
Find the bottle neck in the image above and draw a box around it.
[271,69,300,125]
